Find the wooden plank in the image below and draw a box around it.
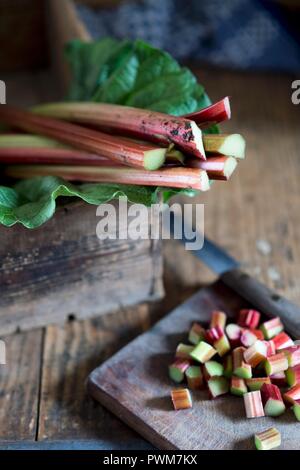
[0,329,43,440]
[88,282,300,450]
[0,200,163,336]
[36,304,153,447]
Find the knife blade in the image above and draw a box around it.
[167,212,300,338]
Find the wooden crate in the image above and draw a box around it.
[0,200,163,336]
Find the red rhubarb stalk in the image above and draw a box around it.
[260,383,285,416]
[5,165,210,191]
[169,359,191,383]
[184,97,231,128]
[270,372,286,387]
[0,105,167,170]
[210,310,227,329]
[243,340,267,367]
[272,332,294,351]
[186,155,237,180]
[237,309,261,329]
[283,383,300,404]
[281,345,300,367]
[285,364,300,387]
[33,102,207,159]
[243,391,265,418]
[265,352,288,375]
[203,134,246,159]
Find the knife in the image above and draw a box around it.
[168,212,300,338]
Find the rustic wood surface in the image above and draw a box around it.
[0,67,300,448]
[88,282,300,450]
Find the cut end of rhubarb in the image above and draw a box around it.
[223,156,238,180]
[190,121,206,160]
[143,148,166,170]
[254,427,281,450]
[219,134,246,159]
[223,96,231,120]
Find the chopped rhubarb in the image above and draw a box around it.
[169,359,191,383]
[272,332,294,351]
[188,323,206,345]
[175,343,194,360]
[281,345,300,367]
[283,384,300,404]
[223,354,233,378]
[270,372,286,387]
[190,341,217,364]
[184,97,231,128]
[206,325,224,343]
[33,102,207,159]
[285,364,300,387]
[292,401,300,421]
[243,340,267,368]
[265,352,288,375]
[233,347,252,379]
[260,317,284,340]
[226,323,242,348]
[203,133,246,159]
[207,376,229,398]
[263,340,276,357]
[240,329,257,348]
[185,366,203,390]
[237,309,261,329]
[254,428,281,450]
[230,377,247,396]
[246,377,271,392]
[261,383,285,416]
[251,329,264,341]
[188,155,237,181]
[214,335,231,357]
[244,391,265,418]
[210,310,227,329]
[203,360,224,380]
[171,388,192,410]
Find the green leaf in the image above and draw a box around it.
[0,38,216,228]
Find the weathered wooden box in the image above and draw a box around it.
[0,200,163,336]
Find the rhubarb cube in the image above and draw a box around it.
[243,340,267,367]
[214,334,231,357]
[263,340,276,357]
[251,329,264,341]
[223,354,233,378]
[261,383,285,417]
[185,366,203,390]
[292,401,300,421]
[238,309,261,329]
[188,323,206,345]
[230,377,247,396]
[246,377,271,392]
[169,359,190,383]
[270,372,286,387]
[203,360,224,380]
[206,325,224,343]
[225,323,242,348]
[260,317,284,340]
[272,331,294,351]
[210,310,227,329]
[254,428,281,450]
[175,343,194,359]
[190,341,217,363]
[283,383,300,404]
[281,345,300,367]
[265,352,288,375]
[285,364,300,387]
[171,388,192,410]
[233,347,252,379]
[244,391,265,418]
[207,376,229,398]
[240,329,258,348]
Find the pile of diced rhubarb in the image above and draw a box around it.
[169,310,300,450]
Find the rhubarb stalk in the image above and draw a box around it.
[260,383,285,416]
[243,391,265,418]
[237,309,261,329]
[169,359,191,383]
[0,105,167,170]
[184,97,231,128]
[254,428,281,450]
[33,102,207,159]
[230,377,247,396]
[187,155,237,181]
[171,388,192,410]
[233,347,252,379]
[190,341,217,363]
[265,352,288,376]
[243,340,267,367]
[202,134,246,159]
[185,366,203,390]
[5,165,210,191]
[188,323,206,345]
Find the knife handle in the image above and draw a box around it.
[221,268,300,339]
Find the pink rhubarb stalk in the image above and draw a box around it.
[243,391,265,418]
[283,383,300,405]
[233,347,252,379]
[272,332,294,351]
[243,340,267,367]
[0,105,168,170]
[270,372,286,387]
[260,383,285,416]
[237,309,261,329]
[225,323,242,348]
[265,352,289,375]
[230,377,247,396]
[184,97,231,128]
[285,364,300,387]
[254,428,281,450]
[260,317,284,340]
[240,329,258,348]
[210,310,227,329]
[246,377,271,392]
[169,359,191,383]
[5,165,210,191]
[188,323,206,345]
[33,102,207,159]
[281,345,300,367]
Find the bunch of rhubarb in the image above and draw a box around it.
[0,97,245,192]
[168,307,300,432]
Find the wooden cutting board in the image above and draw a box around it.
[88,281,299,450]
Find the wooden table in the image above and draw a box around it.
[0,67,299,449]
